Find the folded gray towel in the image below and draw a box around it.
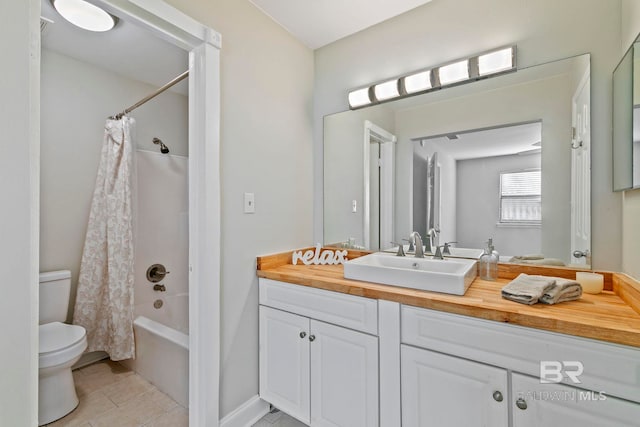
[539,278,582,304]
[501,273,557,305]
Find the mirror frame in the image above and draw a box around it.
[612,36,636,191]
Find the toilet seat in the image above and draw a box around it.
[39,322,87,369]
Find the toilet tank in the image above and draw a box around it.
[39,270,72,325]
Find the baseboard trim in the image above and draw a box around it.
[220,395,270,427]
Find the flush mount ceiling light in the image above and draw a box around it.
[347,46,516,109]
[52,0,118,32]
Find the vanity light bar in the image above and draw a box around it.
[347,45,517,109]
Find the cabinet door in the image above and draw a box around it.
[512,373,640,427]
[259,306,310,425]
[401,345,508,427]
[310,320,379,427]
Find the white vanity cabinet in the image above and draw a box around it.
[512,373,640,427]
[401,305,640,427]
[401,345,508,427]
[259,279,379,427]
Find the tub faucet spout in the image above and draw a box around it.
[153,284,166,292]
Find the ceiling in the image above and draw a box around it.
[249,0,434,49]
[40,0,188,95]
[40,0,435,95]
[421,121,543,160]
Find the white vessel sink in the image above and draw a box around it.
[344,252,478,295]
[383,245,483,260]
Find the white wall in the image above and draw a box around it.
[40,49,188,322]
[457,153,542,257]
[164,0,315,417]
[314,0,622,271]
[621,0,640,280]
[0,0,39,424]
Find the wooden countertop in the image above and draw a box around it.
[257,249,640,348]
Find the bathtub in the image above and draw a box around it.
[122,294,189,408]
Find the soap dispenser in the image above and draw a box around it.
[488,238,499,261]
[479,239,499,281]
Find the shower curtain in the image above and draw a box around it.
[73,117,136,361]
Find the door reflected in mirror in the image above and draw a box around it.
[324,54,591,268]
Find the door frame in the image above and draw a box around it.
[363,120,396,249]
[37,1,222,425]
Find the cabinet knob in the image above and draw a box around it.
[309,335,316,342]
[299,332,307,339]
[492,391,503,402]
[516,398,528,410]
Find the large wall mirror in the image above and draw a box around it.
[613,35,640,191]
[324,54,592,268]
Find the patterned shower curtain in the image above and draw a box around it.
[73,117,136,361]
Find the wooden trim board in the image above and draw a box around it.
[613,273,640,316]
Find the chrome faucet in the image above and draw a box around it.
[409,231,424,258]
[427,227,440,252]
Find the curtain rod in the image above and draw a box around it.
[111,70,189,120]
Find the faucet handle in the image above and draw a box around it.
[391,242,406,257]
[443,241,457,255]
[402,238,415,252]
[433,245,445,260]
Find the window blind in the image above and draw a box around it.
[499,170,541,222]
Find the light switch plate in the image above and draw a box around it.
[244,192,255,213]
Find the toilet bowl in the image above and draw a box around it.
[38,271,88,426]
[38,322,87,425]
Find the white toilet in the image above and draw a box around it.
[39,270,87,426]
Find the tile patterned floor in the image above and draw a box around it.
[45,360,187,427]
[252,409,308,427]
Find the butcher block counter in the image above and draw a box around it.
[257,248,640,348]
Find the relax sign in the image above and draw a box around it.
[292,244,348,266]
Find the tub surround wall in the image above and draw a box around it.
[314,0,622,272]
[40,49,188,322]
[135,150,188,330]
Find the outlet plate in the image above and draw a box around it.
[244,192,255,213]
